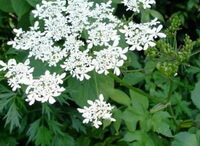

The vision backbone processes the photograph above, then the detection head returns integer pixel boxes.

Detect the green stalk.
[166,80,179,128]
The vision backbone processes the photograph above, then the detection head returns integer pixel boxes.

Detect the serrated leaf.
[27,119,41,142]
[172,132,199,146]
[71,116,86,133]
[48,120,64,136]
[191,81,200,110]
[42,103,52,120]
[35,126,53,146]
[4,102,21,132]
[150,111,172,137]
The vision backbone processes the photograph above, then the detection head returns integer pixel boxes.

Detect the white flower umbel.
[122,0,156,12]
[93,44,128,76]
[61,50,94,81]
[77,94,116,128]
[120,19,166,51]
[25,71,66,105]
[0,59,34,91]
[7,0,166,81]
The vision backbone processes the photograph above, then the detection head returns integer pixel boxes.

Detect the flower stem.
[108,72,163,102]
[166,79,179,128]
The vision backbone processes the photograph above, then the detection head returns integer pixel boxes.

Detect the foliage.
[0,0,200,146]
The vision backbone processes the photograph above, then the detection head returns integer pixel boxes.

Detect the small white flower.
[0,59,34,91]
[122,0,156,13]
[78,94,115,128]
[120,19,166,51]
[25,71,66,105]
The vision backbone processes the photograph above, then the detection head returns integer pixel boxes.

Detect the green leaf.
[191,81,200,110]
[4,101,21,132]
[148,9,165,22]
[51,134,75,146]
[123,131,155,146]
[108,89,131,106]
[172,132,199,146]
[127,52,142,69]
[68,73,114,107]
[123,107,140,132]
[112,0,122,4]
[123,72,145,85]
[42,103,52,120]
[144,61,156,74]
[130,90,149,110]
[0,0,14,12]
[113,109,123,133]
[76,136,91,146]
[27,119,41,143]
[11,0,31,19]
[150,111,172,137]
[35,126,53,146]
[26,0,41,7]
[141,9,150,23]
[48,120,64,136]
[70,116,86,133]
[123,101,148,132]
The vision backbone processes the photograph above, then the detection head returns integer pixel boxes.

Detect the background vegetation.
[0,0,200,145]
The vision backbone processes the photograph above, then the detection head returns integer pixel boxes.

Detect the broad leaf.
[172,132,199,146]
[130,90,149,109]
[123,72,145,85]
[0,0,14,12]
[11,0,31,19]
[108,89,131,106]
[191,81,200,110]
[26,0,41,7]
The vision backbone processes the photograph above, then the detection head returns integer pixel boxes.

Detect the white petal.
[49,97,56,104]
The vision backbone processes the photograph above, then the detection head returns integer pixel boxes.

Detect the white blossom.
[122,0,156,12]
[93,44,128,76]
[0,59,34,91]
[6,0,165,82]
[77,94,116,128]
[120,19,166,51]
[25,71,66,105]
[61,50,94,81]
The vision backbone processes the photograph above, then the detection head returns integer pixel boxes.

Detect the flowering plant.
[0,0,200,145]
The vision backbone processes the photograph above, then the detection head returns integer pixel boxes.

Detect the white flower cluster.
[25,71,66,105]
[122,0,156,12]
[77,94,116,128]
[0,59,33,91]
[1,0,166,109]
[7,0,165,81]
[0,59,66,105]
[120,19,166,51]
